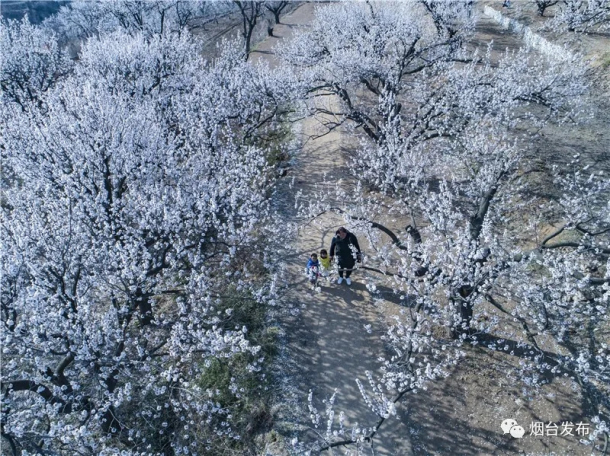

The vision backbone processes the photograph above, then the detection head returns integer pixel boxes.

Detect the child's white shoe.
[337,277,343,284]
[346,278,352,285]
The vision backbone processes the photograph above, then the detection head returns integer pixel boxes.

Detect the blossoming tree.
[281,1,608,452]
[1,20,293,454]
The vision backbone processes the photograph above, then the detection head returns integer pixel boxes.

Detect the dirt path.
[251,3,609,455]
[252,4,410,455]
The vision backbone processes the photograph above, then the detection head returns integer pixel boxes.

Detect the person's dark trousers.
[339,260,354,278]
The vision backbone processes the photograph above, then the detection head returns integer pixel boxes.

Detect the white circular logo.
[501,419,524,439]
[501,419,518,434]
[510,425,525,439]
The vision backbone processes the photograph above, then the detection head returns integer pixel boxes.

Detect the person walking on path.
[330,227,361,285]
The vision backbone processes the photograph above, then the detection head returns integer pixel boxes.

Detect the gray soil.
[252,3,610,455]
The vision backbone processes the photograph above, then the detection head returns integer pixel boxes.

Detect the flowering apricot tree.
[47,0,237,39]
[552,0,610,32]
[283,1,607,452]
[0,21,293,454]
[0,18,72,110]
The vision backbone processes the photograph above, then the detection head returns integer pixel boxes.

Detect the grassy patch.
[598,52,610,69]
[263,119,293,167]
[196,290,279,454]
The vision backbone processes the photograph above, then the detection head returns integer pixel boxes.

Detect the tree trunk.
[234,1,260,61]
[245,28,253,59]
[135,287,152,326]
[452,285,474,339]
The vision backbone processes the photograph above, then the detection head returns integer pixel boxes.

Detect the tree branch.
[328,207,408,250]
[2,380,71,412]
[469,174,504,241]
[54,352,75,393]
[319,387,413,452]
[1,432,18,456]
[541,225,566,245]
[542,241,610,254]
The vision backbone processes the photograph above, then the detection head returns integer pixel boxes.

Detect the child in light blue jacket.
[306,253,320,287]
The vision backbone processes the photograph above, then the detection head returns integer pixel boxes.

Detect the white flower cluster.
[1,6,300,453]
[283,0,607,451]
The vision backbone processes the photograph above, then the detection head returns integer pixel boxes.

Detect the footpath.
[253,3,609,455]
[252,4,409,455]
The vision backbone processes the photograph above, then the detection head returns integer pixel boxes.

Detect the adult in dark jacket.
[330,227,361,285]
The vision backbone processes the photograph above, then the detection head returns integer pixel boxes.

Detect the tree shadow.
[369,284,417,308]
[400,345,587,455]
[251,49,274,55]
[472,333,564,386]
